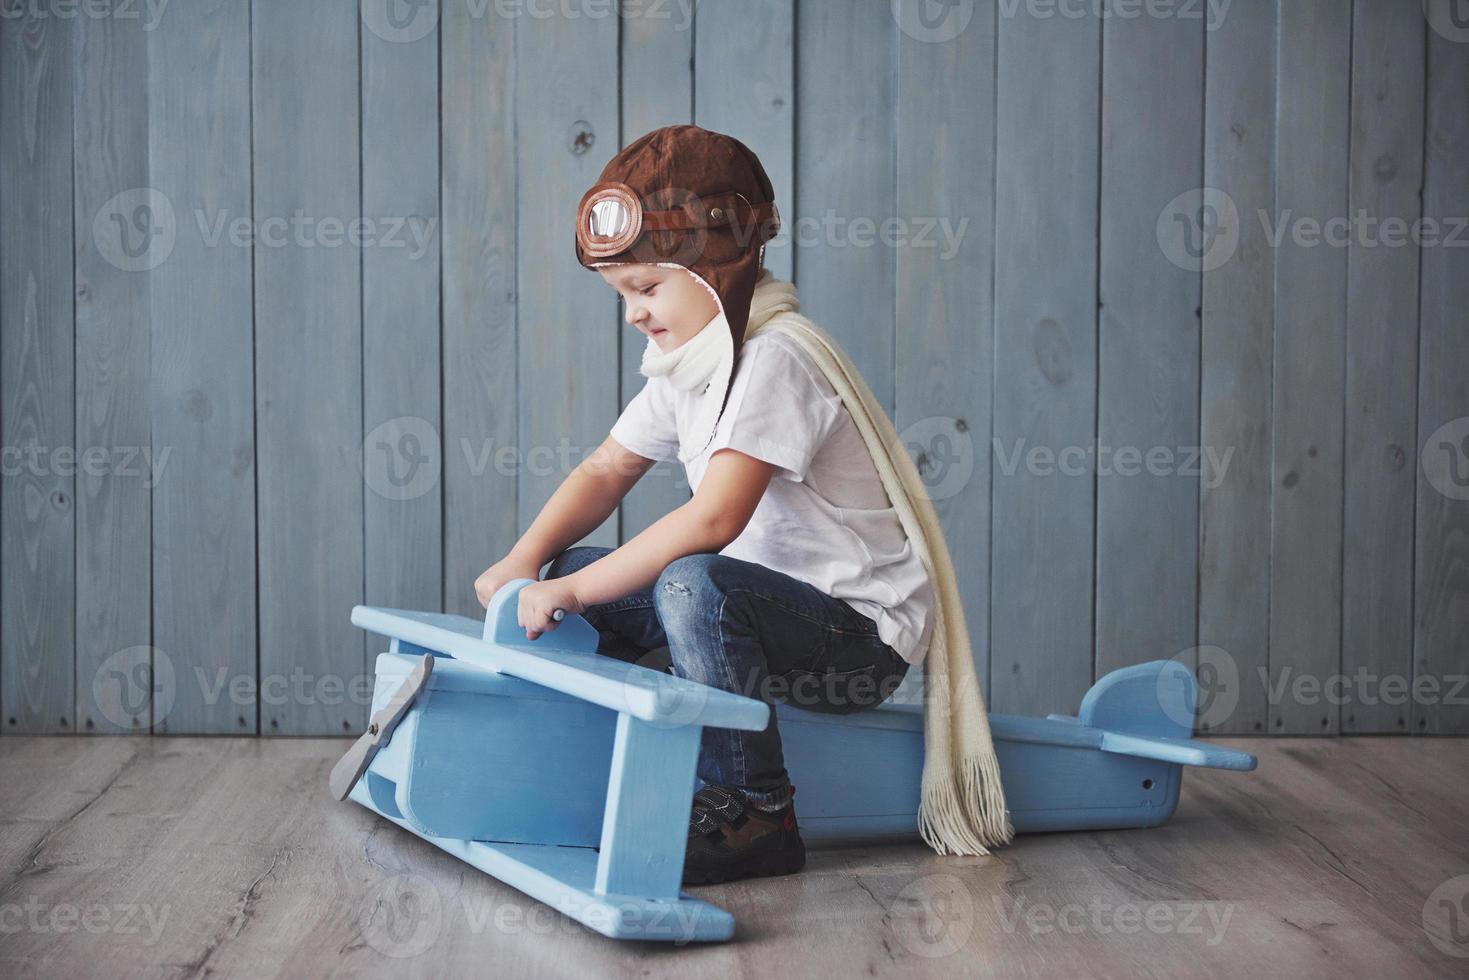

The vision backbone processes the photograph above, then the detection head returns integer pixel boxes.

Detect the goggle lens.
[587,198,629,238]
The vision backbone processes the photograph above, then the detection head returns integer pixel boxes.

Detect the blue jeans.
[543,546,910,811]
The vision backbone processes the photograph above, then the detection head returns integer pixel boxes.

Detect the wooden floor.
[0,736,1465,978]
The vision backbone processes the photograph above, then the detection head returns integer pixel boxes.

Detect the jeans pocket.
[776,661,893,715]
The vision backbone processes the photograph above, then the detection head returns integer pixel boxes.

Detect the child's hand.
[518,578,586,641]
[474,553,543,609]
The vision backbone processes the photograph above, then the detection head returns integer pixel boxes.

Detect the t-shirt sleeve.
[704,337,841,483]
[609,377,681,463]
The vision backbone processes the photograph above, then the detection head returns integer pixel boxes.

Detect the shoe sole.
[682,843,807,885]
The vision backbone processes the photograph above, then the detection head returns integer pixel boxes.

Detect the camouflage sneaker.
[683,784,806,885]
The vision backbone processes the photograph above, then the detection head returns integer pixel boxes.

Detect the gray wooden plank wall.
[0,0,1464,737]
[145,0,256,736]
[991,3,1099,716]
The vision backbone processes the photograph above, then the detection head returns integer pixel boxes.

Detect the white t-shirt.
[609,330,935,667]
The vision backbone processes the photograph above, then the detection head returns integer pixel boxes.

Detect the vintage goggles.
[576,181,780,259]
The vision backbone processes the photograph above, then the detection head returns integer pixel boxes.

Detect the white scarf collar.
[637,267,802,394]
[620,265,803,461]
[638,307,729,393]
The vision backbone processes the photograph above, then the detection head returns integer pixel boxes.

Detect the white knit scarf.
[637,307,729,393]
[743,270,1015,856]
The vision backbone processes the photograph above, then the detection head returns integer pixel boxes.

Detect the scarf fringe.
[918,751,1016,856]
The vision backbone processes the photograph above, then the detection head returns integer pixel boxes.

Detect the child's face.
[599,264,719,353]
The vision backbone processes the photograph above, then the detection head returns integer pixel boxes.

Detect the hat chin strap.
[638,308,731,394]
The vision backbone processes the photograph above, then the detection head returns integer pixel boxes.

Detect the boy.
[474,125,935,884]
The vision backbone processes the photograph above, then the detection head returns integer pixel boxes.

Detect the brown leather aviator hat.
[575,125,781,460]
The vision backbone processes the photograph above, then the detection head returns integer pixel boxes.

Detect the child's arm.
[516,447,775,635]
[473,435,651,607]
[512,434,654,563]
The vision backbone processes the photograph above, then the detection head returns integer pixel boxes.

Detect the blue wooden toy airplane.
[332,578,1257,943]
